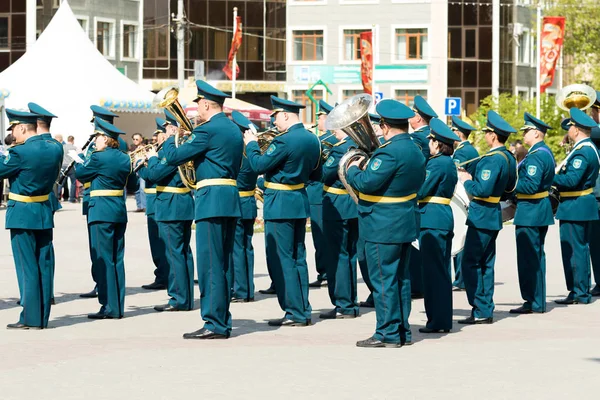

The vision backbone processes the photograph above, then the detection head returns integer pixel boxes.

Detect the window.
[342,89,362,100]
[123,24,137,59]
[292,30,324,61]
[37,0,43,8]
[517,89,529,100]
[0,16,8,50]
[395,28,428,61]
[395,89,427,108]
[144,26,169,59]
[291,89,323,124]
[518,30,530,64]
[96,20,114,58]
[77,18,88,35]
[343,29,369,61]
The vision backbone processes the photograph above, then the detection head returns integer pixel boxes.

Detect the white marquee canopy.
[0,0,156,145]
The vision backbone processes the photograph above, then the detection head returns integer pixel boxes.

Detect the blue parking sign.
[374,91,383,104]
[445,97,462,116]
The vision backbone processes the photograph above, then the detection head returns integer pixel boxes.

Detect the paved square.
[1,200,598,399]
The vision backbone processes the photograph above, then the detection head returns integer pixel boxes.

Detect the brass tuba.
[153,86,197,190]
[325,94,378,203]
[555,84,597,112]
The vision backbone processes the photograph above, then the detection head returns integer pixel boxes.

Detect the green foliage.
[543,0,600,87]
[468,93,569,161]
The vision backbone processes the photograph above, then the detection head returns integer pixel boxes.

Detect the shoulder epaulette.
[333,139,347,147]
[378,141,392,149]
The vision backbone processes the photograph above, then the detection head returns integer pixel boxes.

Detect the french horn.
[153,86,197,190]
[325,94,378,203]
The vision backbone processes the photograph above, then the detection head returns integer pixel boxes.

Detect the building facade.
[0,0,28,74]
[36,0,142,81]
[142,0,287,109]
[285,0,448,124]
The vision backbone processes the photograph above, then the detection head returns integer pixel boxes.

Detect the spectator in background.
[151,133,158,146]
[514,140,527,164]
[0,134,15,207]
[58,135,78,203]
[132,133,146,212]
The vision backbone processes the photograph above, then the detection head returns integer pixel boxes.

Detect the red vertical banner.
[359,31,373,95]
[539,16,566,94]
[223,16,243,80]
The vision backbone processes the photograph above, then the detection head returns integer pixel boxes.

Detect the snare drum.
[412,181,470,256]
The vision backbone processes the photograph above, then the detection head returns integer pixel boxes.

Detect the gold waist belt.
[516,191,548,200]
[561,188,593,198]
[358,192,417,204]
[473,196,501,204]
[90,190,124,197]
[195,178,237,189]
[239,190,256,197]
[8,193,50,203]
[264,181,304,191]
[323,185,348,195]
[156,186,191,194]
[418,196,451,205]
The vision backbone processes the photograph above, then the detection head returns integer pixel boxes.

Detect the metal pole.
[232,7,238,99]
[536,3,542,118]
[492,0,500,98]
[177,0,185,89]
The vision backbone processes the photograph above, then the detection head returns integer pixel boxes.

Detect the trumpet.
[130,143,162,173]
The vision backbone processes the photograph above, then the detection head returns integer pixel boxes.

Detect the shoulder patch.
[185,134,196,144]
[572,158,582,169]
[83,154,92,167]
[325,156,334,167]
[425,170,430,180]
[370,157,382,171]
[453,159,460,166]
[527,165,537,176]
[266,143,277,155]
[3,152,10,164]
[160,157,167,165]
[480,169,491,181]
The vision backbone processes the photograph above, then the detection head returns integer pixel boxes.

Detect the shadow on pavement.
[50,305,157,329]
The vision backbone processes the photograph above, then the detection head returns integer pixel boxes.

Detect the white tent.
[0,0,157,146]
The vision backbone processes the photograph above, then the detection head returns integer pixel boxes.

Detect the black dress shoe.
[182,328,229,340]
[141,281,167,290]
[452,286,465,292]
[154,304,183,312]
[267,317,311,327]
[309,279,327,288]
[194,279,198,284]
[319,309,358,319]
[87,312,119,320]
[231,297,255,303]
[7,322,42,330]
[258,286,276,295]
[80,289,98,298]
[591,285,600,297]
[411,293,424,299]
[419,327,450,333]
[356,337,401,348]
[458,316,493,325]
[359,300,374,308]
[16,300,21,305]
[554,297,579,305]
[509,305,533,314]
[50,297,55,305]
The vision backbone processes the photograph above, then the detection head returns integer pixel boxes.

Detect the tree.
[544,0,600,87]
[468,93,569,161]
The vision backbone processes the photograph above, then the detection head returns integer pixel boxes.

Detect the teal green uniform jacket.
[514,142,555,226]
[346,134,426,243]
[136,166,157,216]
[237,155,259,220]
[321,137,358,220]
[553,138,600,221]
[452,140,479,176]
[246,122,321,220]
[74,148,131,224]
[418,154,457,230]
[411,125,431,160]
[40,133,63,213]
[0,135,60,229]
[307,131,338,205]
[146,140,195,222]
[163,112,243,220]
[464,147,513,231]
